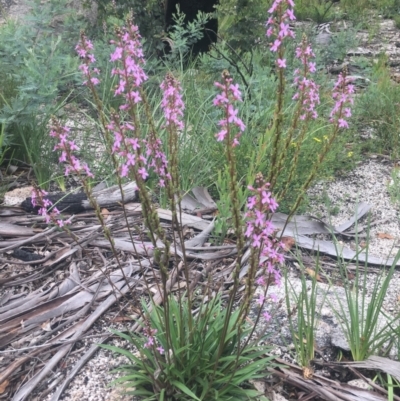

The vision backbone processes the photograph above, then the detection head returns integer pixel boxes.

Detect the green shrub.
[0,0,120,186]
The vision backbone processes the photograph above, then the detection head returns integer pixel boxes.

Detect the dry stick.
[0,319,87,386]
[0,226,58,252]
[0,333,106,354]
[18,277,104,356]
[347,366,400,401]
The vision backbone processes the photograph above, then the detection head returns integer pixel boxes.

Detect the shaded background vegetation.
[1,0,400,215]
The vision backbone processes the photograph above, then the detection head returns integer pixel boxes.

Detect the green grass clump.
[394,14,400,29]
[355,55,400,158]
[295,0,337,23]
[101,295,274,401]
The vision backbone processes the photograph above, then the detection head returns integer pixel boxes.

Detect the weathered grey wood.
[20,182,138,213]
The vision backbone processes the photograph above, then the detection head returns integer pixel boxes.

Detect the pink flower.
[261,190,271,204]
[144,337,154,348]
[269,197,279,212]
[270,293,278,303]
[110,47,123,61]
[229,83,242,100]
[245,223,254,238]
[120,164,129,177]
[138,167,148,180]
[270,39,281,52]
[286,8,296,20]
[252,234,262,248]
[279,22,290,38]
[263,311,272,322]
[266,27,275,37]
[257,294,265,305]
[266,16,275,26]
[216,129,227,141]
[247,196,257,209]
[277,58,286,68]
[232,137,240,147]
[256,276,266,286]
[308,62,316,73]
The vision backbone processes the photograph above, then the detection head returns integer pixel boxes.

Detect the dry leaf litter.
[29,157,399,401]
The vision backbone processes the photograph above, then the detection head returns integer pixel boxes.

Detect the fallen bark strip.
[286,232,400,266]
[11,270,138,401]
[270,358,387,401]
[125,204,212,231]
[347,366,400,401]
[20,182,138,214]
[0,320,86,388]
[272,202,371,237]
[331,356,400,383]
[0,227,58,251]
[0,222,36,237]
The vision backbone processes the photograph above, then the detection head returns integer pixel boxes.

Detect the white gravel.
[308,157,400,259]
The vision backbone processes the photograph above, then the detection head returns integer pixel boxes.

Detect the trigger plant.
[31,0,357,399]
[30,18,284,401]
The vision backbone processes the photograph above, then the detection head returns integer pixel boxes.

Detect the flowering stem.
[283,69,354,231]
